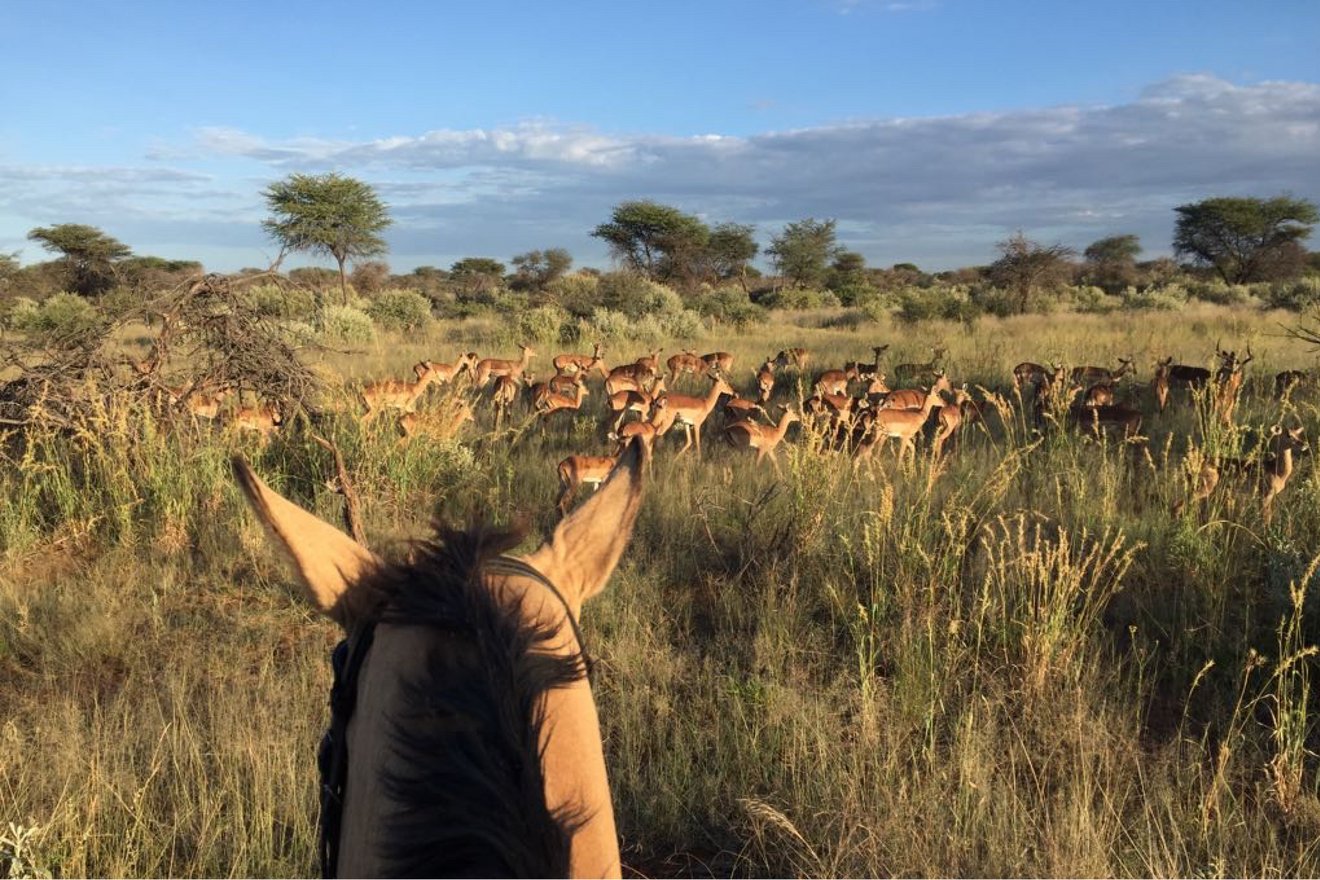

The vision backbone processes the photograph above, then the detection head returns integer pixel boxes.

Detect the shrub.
[9,292,100,337]
[1072,285,1120,315]
[277,320,318,347]
[758,288,840,310]
[517,304,573,344]
[1121,287,1187,311]
[581,308,634,343]
[596,273,685,320]
[1186,280,1253,306]
[894,286,982,324]
[319,305,376,344]
[245,283,316,320]
[547,273,601,317]
[366,288,433,331]
[1263,278,1320,312]
[691,287,766,329]
[3,296,39,330]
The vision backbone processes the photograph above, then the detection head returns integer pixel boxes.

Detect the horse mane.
[361,524,587,877]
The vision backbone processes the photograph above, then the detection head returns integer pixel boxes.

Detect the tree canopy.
[766,218,839,289]
[261,172,392,301]
[510,248,573,292]
[1083,234,1142,294]
[591,200,709,284]
[989,231,1076,314]
[26,223,132,297]
[1173,196,1317,284]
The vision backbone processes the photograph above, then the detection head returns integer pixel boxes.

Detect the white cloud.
[3,74,1318,270]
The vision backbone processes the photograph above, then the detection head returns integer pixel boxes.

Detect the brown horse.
[233,440,647,877]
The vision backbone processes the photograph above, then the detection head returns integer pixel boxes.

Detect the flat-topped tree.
[261,172,392,303]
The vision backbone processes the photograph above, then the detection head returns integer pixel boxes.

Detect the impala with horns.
[725,405,799,474]
[361,361,448,419]
[232,436,647,878]
[473,343,536,387]
[657,375,734,457]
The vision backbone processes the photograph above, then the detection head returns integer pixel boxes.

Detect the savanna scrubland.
[4,267,1320,877]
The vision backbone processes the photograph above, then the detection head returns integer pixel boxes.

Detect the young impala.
[725,405,799,475]
[361,361,447,419]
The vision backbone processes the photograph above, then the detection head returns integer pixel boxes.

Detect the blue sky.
[3,0,1319,274]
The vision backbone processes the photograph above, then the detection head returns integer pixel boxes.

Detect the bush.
[366,288,433,331]
[517,304,573,344]
[245,283,317,320]
[758,287,840,310]
[547,273,601,317]
[8,292,100,337]
[970,287,1019,318]
[1072,285,1120,315]
[691,287,766,330]
[1263,278,1320,312]
[277,320,318,347]
[597,273,685,320]
[581,308,634,343]
[1186,280,1253,306]
[319,305,376,344]
[894,286,982,324]
[1121,287,1187,312]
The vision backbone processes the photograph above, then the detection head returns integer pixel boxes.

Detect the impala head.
[232,438,647,877]
[413,360,437,380]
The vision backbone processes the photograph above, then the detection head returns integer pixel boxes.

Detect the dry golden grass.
[3,303,1320,877]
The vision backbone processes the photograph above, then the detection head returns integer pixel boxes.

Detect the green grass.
[4,304,1320,877]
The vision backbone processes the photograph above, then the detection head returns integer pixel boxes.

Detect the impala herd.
[157,336,1313,522]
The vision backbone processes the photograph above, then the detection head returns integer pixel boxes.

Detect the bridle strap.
[481,554,594,680]
[315,555,586,877]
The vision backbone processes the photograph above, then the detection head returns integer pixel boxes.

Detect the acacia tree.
[261,172,392,302]
[510,248,573,292]
[704,222,759,291]
[1173,196,1317,284]
[766,218,839,289]
[591,201,708,283]
[26,223,132,297]
[989,231,1076,314]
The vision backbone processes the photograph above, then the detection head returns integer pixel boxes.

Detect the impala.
[1213,345,1252,427]
[846,345,890,382]
[361,361,446,419]
[756,359,776,403]
[666,350,709,384]
[1276,369,1310,400]
[1013,361,1064,392]
[605,362,658,397]
[473,344,536,387]
[556,452,621,514]
[553,342,606,375]
[634,349,662,374]
[1186,425,1310,522]
[701,351,735,375]
[657,376,734,456]
[1083,383,1116,407]
[725,405,799,474]
[815,369,851,397]
[723,396,767,425]
[167,383,231,421]
[428,351,480,385]
[231,402,284,439]
[1153,356,1211,411]
[894,345,946,387]
[1071,356,1135,388]
[605,377,666,430]
[398,399,475,441]
[931,386,974,459]
[773,347,810,372]
[1066,402,1142,440]
[489,374,523,428]
[855,375,951,463]
[610,398,670,469]
[536,379,589,420]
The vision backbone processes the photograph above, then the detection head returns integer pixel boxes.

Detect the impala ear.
[522,438,647,613]
[233,457,380,630]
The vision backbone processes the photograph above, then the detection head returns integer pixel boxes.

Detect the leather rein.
[317,555,589,878]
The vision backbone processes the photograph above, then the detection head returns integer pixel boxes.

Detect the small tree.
[989,231,1076,314]
[766,218,839,289]
[510,248,573,292]
[1083,234,1142,294]
[26,223,132,297]
[704,223,759,291]
[1173,196,1318,284]
[261,172,392,302]
[449,257,506,300]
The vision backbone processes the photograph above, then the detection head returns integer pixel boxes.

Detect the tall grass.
[3,304,1320,876]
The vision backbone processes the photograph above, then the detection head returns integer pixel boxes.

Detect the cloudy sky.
[3,0,1318,274]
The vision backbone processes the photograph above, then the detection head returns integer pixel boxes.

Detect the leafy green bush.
[1121,287,1187,311]
[3,296,39,330]
[1185,280,1253,306]
[1263,278,1320,312]
[517,304,573,343]
[895,286,982,324]
[691,287,766,329]
[277,320,318,347]
[366,288,433,331]
[547,273,601,317]
[1072,285,1120,315]
[8,292,100,337]
[758,287,840,310]
[597,273,685,320]
[581,308,633,343]
[319,305,376,344]
[245,283,316,320]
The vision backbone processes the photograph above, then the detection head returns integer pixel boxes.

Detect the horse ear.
[232,456,380,629]
[523,438,647,612]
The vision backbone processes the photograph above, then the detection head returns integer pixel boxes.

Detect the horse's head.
[234,440,647,878]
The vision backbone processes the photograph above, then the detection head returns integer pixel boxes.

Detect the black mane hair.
[360,525,588,878]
